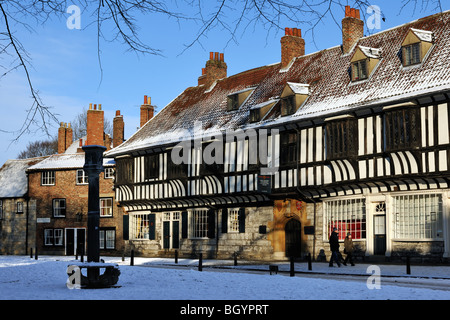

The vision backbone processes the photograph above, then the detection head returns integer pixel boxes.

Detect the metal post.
[308,253,312,271]
[234,252,238,266]
[175,250,178,264]
[30,248,33,259]
[198,253,203,272]
[82,145,106,282]
[35,247,38,260]
[130,250,134,266]
[406,256,411,275]
[290,256,295,277]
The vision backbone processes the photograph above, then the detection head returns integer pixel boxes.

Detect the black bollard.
[290,256,295,277]
[130,250,134,266]
[234,252,238,266]
[35,247,38,260]
[308,253,312,271]
[175,250,178,264]
[198,253,203,272]
[406,256,411,275]
[30,248,33,259]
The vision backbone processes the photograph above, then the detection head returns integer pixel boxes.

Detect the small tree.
[17,138,58,159]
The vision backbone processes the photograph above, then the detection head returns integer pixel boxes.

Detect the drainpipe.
[294,128,317,261]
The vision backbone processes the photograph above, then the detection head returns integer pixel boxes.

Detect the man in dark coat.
[329,227,341,267]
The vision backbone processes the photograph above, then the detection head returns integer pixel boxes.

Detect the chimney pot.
[144,95,147,104]
[116,110,121,116]
[210,52,214,60]
[342,6,364,54]
[220,53,224,62]
[280,27,305,68]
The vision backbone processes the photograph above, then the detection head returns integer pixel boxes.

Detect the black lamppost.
[82,145,106,279]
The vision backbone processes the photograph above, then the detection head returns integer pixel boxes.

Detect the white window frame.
[130,213,151,240]
[100,197,113,217]
[227,208,240,233]
[190,208,209,239]
[104,167,114,179]
[16,201,23,214]
[53,199,66,218]
[76,169,88,185]
[393,193,443,240]
[44,228,63,246]
[324,198,366,240]
[41,171,55,186]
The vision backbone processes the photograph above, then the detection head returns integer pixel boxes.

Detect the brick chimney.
[140,95,154,127]
[198,52,227,87]
[113,110,124,148]
[86,103,104,146]
[280,28,305,69]
[342,6,364,54]
[57,122,73,154]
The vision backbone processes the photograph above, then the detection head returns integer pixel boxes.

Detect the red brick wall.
[342,7,364,54]
[28,169,124,256]
[86,104,104,146]
[280,28,305,69]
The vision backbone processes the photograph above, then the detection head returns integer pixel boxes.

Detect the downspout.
[25,173,30,255]
[294,128,317,261]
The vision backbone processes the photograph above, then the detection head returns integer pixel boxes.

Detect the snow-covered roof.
[286,82,309,95]
[411,28,434,42]
[27,153,115,171]
[357,45,382,59]
[105,11,450,157]
[0,157,47,198]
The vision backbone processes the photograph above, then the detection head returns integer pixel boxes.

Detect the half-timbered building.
[106,7,450,262]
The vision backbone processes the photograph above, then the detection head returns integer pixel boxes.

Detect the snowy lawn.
[0,255,449,300]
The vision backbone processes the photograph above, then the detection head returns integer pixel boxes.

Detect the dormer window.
[402,42,421,66]
[226,87,255,111]
[249,100,277,123]
[401,28,433,67]
[350,46,381,82]
[281,96,297,116]
[280,82,309,117]
[351,59,368,81]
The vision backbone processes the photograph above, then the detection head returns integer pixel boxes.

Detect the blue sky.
[0,1,449,165]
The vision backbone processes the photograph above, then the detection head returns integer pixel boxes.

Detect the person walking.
[343,232,355,266]
[329,227,341,267]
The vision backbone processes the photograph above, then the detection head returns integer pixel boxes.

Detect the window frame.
[44,228,64,246]
[325,118,358,160]
[116,158,134,184]
[384,107,420,151]
[280,131,297,166]
[351,59,368,81]
[104,167,114,179]
[144,154,159,180]
[16,201,24,214]
[393,193,443,240]
[52,198,66,218]
[402,42,421,67]
[324,198,366,241]
[41,171,55,186]
[100,197,113,217]
[280,95,297,116]
[76,169,88,185]
[99,228,116,249]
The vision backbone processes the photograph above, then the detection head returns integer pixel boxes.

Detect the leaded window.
[324,198,366,240]
[402,43,421,66]
[325,118,357,160]
[384,107,420,151]
[393,194,443,239]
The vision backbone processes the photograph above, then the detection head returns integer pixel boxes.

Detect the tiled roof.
[106,11,450,157]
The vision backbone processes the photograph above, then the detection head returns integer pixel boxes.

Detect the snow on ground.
[0,255,449,301]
